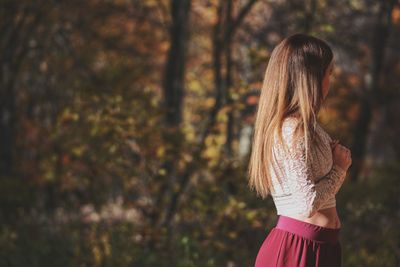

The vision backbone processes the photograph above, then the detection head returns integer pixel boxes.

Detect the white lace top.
[269,117,347,219]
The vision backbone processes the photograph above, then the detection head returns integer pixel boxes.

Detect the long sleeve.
[282,128,347,218]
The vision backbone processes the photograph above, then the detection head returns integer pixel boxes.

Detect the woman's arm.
[282,127,347,218]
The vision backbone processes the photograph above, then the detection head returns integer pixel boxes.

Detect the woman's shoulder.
[281,116,300,135]
[282,117,330,141]
[280,117,304,143]
[273,117,304,154]
[279,117,329,153]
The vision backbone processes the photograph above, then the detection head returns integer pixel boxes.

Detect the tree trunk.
[349,0,396,182]
[152,0,192,228]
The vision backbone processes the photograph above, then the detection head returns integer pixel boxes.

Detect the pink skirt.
[254,215,342,267]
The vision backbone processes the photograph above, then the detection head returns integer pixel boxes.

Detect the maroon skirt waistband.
[275,215,341,244]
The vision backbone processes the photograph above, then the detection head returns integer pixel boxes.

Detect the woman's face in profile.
[322,61,334,100]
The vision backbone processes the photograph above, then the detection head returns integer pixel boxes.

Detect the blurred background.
[1,0,399,266]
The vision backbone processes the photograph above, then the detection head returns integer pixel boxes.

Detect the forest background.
[1,0,400,266]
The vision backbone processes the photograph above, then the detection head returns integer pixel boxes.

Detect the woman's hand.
[330,139,352,172]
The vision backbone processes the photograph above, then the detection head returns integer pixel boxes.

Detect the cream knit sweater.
[269,117,347,219]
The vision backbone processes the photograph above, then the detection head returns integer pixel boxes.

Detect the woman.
[247,33,352,267]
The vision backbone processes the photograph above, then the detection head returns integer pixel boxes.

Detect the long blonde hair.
[247,33,334,199]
